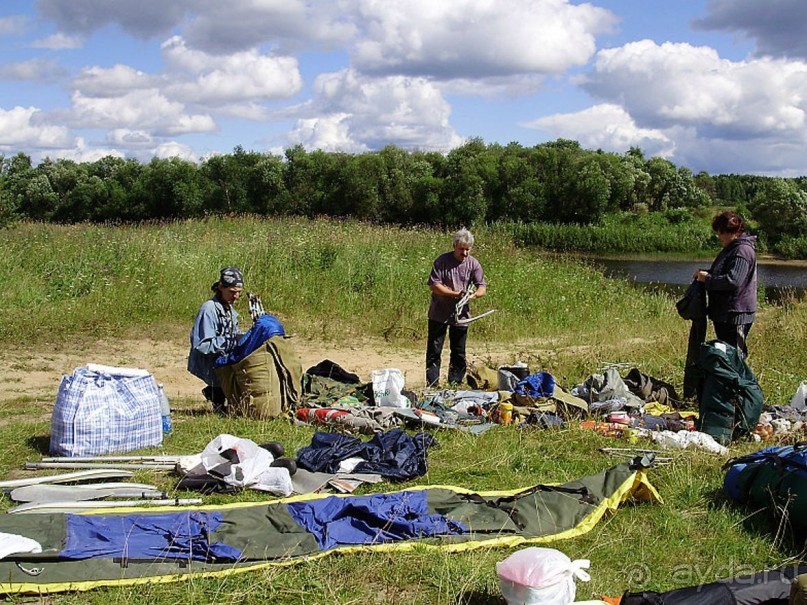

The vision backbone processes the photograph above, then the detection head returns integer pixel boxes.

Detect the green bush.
[512,211,716,254]
[772,235,807,259]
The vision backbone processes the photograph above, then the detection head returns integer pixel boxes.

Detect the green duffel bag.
[695,339,764,445]
[216,336,302,419]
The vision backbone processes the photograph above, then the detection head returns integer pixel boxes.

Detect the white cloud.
[153,141,198,161]
[67,133,198,163]
[164,114,219,135]
[161,37,303,105]
[37,0,355,54]
[160,36,216,73]
[45,137,125,163]
[661,126,807,177]
[214,102,273,121]
[73,65,160,97]
[440,75,546,98]
[0,106,74,150]
[106,128,154,147]
[583,40,807,139]
[350,0,615,79]
[288,113,363,152]
[0,59,65,81]
[288,68,464,151]
[5,0,802,176]
[184,0,355,54]
[69,89,216,135]
[0,15,28,36]
[524,103,675,158]
[31,32,83,49]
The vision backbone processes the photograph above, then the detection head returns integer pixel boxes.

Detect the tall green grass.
[0,217,805,604]
[1,216,804,398]
[510,211,721,255]
[1,216,676,342]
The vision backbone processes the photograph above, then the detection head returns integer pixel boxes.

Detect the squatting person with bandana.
[188,267,244,414]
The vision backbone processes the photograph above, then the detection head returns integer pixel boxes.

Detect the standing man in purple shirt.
[426,228,487,387]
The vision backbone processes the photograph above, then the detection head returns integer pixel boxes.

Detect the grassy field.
[0,217,805,604]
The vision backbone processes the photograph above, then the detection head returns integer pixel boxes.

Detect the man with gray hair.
[425,228,487,387]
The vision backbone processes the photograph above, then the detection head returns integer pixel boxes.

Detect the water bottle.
[492,402,513,425]
[158,383,172,434]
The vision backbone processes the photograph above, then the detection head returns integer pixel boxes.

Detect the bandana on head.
[213,267,244,291]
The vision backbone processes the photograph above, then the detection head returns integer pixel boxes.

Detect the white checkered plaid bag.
[50,366,163,456]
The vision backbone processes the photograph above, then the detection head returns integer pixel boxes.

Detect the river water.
[592,257,806,303]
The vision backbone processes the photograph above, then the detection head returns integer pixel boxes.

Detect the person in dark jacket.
[695,211,757,357]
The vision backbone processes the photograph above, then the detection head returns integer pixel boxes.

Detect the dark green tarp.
[0,459,660,595]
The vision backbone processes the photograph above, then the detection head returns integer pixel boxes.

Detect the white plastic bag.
[371,368,409,407]
[197,434,292,496]
[496,547,591,605]
[650,429,728,456]
[790,381,807,410]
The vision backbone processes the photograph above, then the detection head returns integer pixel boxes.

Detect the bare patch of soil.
[0,336,552,406]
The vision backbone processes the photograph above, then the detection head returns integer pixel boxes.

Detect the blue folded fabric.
[215,314,285,367]
[295,429,437,481]
[286,490,466,550]
[62,511,241,562]
[514,372,556,399]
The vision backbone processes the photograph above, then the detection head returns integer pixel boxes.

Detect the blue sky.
[1,0,806,176]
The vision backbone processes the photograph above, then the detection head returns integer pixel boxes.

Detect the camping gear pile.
[723,443,807,536]
[214,314,302,419]
[1,326,806,600]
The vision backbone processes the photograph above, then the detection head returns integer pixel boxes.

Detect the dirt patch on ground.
[0,336,549,406]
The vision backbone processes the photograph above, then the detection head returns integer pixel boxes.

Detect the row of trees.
[0,139,707,225]
[1,139,805,251]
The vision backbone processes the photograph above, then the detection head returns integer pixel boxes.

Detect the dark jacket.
[705,234,757,323]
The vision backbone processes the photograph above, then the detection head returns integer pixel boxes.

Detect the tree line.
[1,138,805,255]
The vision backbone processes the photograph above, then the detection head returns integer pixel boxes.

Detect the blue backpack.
[723,443,807,536]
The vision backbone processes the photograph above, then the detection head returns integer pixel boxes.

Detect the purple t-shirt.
[427,252,486,324]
